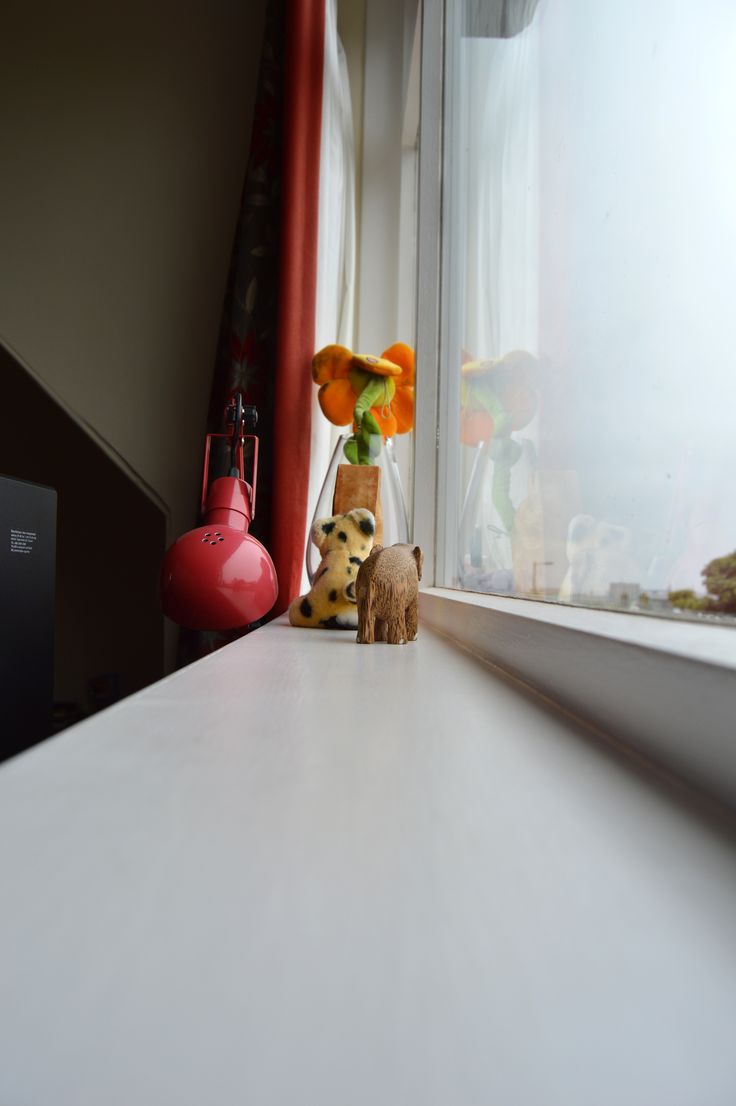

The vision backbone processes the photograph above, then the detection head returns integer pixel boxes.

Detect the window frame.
[412,0,736,812]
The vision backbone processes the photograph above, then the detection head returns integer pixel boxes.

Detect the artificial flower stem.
[476,388,512,438]
[476,391,516,532]
[492,461,515,534]
[353,377,391,426]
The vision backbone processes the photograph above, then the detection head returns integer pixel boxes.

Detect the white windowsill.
[419,587,736,809]
[422,585,736,669]
[0,616,734,1105]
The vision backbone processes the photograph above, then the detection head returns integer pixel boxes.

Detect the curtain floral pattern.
[182,0,326,660]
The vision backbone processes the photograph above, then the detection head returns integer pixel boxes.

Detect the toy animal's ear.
[413,546,424,581]
[311,516,337,547]
[353,509,376,538]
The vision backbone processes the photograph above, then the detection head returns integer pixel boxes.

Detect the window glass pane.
[442,0,736,622]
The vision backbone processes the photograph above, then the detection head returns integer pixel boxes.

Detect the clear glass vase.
[458,436,536,594]
[306,433,409,582]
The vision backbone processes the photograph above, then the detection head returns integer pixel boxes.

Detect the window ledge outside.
[422,586,736,669]
[0,616,735,1104]
[420,587,736,810]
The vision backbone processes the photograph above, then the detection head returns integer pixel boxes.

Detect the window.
[413,0,736,807]
[439,0,736,622]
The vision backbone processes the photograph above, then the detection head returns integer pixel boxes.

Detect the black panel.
[0,474,56,760]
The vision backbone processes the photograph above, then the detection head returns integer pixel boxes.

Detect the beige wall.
[0,0,267,543]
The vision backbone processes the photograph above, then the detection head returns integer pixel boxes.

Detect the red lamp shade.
[161,403,278,631]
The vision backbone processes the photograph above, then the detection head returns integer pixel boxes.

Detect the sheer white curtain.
[454,21,541,584]
[302,0,356,586]
[461,24,539,362]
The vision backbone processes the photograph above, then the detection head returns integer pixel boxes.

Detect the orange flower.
[377,343,414,433]
[460,409,495,446]
[311,344,356,425]
[316,377,357,425]
[311,342,415,438]
[460,350,538,445]
[311,344,353,384]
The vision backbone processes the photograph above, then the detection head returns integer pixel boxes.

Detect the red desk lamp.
[161,398,278,630]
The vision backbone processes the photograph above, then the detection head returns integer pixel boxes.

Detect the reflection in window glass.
[443,0,736,621]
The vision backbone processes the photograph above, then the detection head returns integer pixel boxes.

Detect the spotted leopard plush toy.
[289,508,376,629]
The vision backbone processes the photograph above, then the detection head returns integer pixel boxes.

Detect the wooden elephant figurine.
[356,543,423,645]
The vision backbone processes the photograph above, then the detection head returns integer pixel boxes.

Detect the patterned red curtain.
[207,0,325,622]
[271,0,326,612]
